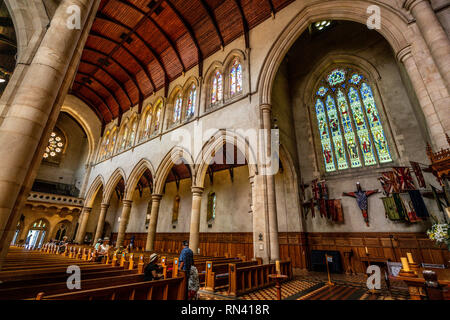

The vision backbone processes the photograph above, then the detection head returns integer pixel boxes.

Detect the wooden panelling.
[114,231,449,273]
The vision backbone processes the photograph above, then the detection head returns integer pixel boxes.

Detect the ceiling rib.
[198,0,225,49]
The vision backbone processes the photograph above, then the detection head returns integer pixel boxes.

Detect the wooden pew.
[205,259,261,292]
[35,276,186,300]
[228,260,293,296]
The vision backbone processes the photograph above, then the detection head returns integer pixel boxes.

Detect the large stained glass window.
[153,102,162,134]
[173,93,182,123]
[186,84,196,119]
[314,68,392,172]
[230,59,242,96]
[211,70,223,105]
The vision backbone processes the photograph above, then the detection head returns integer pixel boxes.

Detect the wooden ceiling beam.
[267,0,275,17]
[83,46,143,97]
[163,0,203,76]
[80,59,133,107]
[74,80,114,119]
[114,0,186,73]
[232,0,249,48]
[70,90,105,125]
[96,13,169,82]
[77,70,124,116]
[198,0,224,49]
[89,32,156,92]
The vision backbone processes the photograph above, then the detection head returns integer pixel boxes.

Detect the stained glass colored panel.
[144,112,152,137]
[360,83,392,163]
[154,106,161,132]
[327,69,346,86]
[336,90,362,168]
[187,85,196,118]
[315,99,336,172]
[348,87,377,166]
[230,61,242,96]
[173,94,182,123]
[325,95,348,170]
[211,71,223,104]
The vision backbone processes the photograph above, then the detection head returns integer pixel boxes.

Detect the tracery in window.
[173,93,182,124]
[207,192,216,222]
[43,127,65,165]
[211,70,223,105]
[186,84,196,119]
[314,68,392,172]
[230,59,242,96]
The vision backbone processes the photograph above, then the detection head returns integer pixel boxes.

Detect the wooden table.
[390,268,450,300]
[268,274,288,300]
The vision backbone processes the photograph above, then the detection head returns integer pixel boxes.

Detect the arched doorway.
[25,219,49,249]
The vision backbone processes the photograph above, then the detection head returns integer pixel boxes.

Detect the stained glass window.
[108,130,117,157]
[153,102,162,134]
[314,68,392,172]
[230,59,242,96]
[186,84,196,119]
[101,132,110,160]
[143,109,152,139]
[128,119,137,148]
[211,70,223,105]
[207,192,216,222]
[173,93,182,123]
[43,127,65,165]
[120,125,129,151]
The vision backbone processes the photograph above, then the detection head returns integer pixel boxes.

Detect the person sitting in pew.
[94,239,102,251]
[58,236,69,253]
[144,253,163,281]
[96,237,111,262]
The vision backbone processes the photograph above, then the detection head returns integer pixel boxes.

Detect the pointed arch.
[84,175,105,208]
[257,0,410,106]
[154,147,195,195]
[103,168,127,205]
[194,130,258,188]
[124,158,156,201]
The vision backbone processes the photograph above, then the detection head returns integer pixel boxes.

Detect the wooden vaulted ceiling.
[71,0,294,125]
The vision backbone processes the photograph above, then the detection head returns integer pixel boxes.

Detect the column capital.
[259,104,272,113]
[82,207,93,213]
[403,0,429,11]
[100,203,110,210]
[151,194,163,201]
[396,45,413,63]
[191,186,204,196]
[122,199,133,207]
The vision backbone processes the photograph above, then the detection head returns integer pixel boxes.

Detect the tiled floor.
[198,270,411,300]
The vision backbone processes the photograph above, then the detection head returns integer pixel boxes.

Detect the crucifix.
[342,182,379,227]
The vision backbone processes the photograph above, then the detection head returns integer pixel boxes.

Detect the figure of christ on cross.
[342,182,379,227]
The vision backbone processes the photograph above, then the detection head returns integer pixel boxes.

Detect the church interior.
[0,0,449,302]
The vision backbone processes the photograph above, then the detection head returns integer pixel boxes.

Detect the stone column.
[398,47,448,149]
[260,104,280,261]
[93,203,109,244]
[189,187,204,254]
[116,200,132,248]
[403,0,450,92]
[0,0,100,269]
[75,207,92,244]
[145,194,163,251]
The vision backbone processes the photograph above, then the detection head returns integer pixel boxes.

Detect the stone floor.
[198,270,411,300]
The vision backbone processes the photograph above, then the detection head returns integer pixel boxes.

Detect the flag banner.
[410,161,426,188]
[381,197,401,221]
[393,167,415,192]
[378,171,398,195]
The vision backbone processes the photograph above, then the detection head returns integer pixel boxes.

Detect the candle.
[275,260,280,274]
[401,257,410,271]
[406,252,414,264]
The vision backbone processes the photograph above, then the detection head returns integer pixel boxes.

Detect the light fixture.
[0,78,5,83]
[314,20,332,31]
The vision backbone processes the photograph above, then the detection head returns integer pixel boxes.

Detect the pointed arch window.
[186,84,197,119]
[230,59,242,96]
[211,70,223,105]
[143,108,152,140]
[314,68,392,172]
[173,93,182,124]
[101,132,110,160]
[108,130,117,157]
[119,124,129,152]
[128,118,137,148]
[152,102,162,134]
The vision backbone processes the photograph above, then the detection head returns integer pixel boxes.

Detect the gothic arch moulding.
[84,175,105,208]
[194,130,258,188]
[257,0,410,106]
[103,168,126,205]
[124,158,156,201]
[153,147,195,195]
